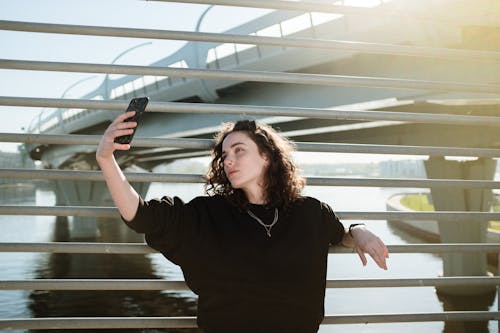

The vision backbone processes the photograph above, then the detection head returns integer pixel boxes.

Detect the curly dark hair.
[205,120,305,210]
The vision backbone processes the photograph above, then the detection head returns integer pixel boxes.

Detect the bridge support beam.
[424,157,496,295]
[54,179,150,240]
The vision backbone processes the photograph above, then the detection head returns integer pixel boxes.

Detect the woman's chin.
[229,181,241,189]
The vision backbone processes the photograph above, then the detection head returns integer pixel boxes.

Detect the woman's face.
[222,131,269,193]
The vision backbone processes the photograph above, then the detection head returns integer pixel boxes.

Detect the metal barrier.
[1,0,500,330]
[2,59,500,93]
[5,312,499,330]
[3,167,500,188]
[2,132,500,157]
[2,205,500,221]
[2,20,499,60]
[2,96,500,125]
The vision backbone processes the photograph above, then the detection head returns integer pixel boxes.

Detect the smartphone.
[114,97,149,144]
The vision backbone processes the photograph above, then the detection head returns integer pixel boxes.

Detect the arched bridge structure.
[1,0,500,331]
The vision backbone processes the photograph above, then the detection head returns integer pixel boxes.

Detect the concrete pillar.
[54,179,103,239]
[424,157,496,295]
[54,179,150,240]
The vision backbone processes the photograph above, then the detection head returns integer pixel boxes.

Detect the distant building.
[0,146,35,185]
[378,160,426,178]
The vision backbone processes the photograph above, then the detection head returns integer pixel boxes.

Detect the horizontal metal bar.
[3,97,500,126]
[1,205,500,220]
[2,59,500,94]
[1,242,499,254]
[0,132,215,149]
[0,279,188,291]
[326,277,500,288]
[0,169,206,183]
[377,244,500,254]
[0,206,117,218]
[1,21,499,62]
[3,133,500,158]
[1,311,498,329]
[0,317,197,330]
[7,168,187,182]
[2,277,499,291]
[0,242,155,254]
[323,311,500,324]
[307,177,500,188]
[296,141,500,157]
[2,168,500,189]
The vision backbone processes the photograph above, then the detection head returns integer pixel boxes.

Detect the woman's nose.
[224,155,234,167]
[224,158,233,166]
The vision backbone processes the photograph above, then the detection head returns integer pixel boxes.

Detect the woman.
[96,112,389,333]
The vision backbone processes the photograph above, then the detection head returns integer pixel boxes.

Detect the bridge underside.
[35,97,500,171]
[30,36,500,169]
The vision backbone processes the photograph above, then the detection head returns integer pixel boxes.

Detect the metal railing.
[1,0,500,330]
[3,132,500,157]
[2,204,500,221]
[1,20,500,61]
[5,312,498,330]
[1,242,500,254]
[4,167,500,188]
[2,59,500,94]
[1,239,500,329]
[3,96,500,125]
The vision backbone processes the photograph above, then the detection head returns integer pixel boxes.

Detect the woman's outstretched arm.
[96,111,140,221]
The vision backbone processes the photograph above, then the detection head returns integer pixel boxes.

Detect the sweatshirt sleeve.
[122,195,200,265]
[320,201,345,246]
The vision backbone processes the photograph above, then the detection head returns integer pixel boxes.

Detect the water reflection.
[387,220,496,333]
[28,215,201,333]
[438,291,495,333]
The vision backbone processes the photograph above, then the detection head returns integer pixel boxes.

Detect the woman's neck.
[244,186,266,205]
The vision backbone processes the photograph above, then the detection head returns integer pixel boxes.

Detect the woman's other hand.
[351,226,389,270]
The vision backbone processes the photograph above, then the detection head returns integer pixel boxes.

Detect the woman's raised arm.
[96,111,140,221]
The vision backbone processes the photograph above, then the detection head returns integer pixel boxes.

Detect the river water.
[0,182,498,333]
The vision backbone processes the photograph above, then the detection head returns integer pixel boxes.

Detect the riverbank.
[386,193,500,270]
[387,193,500,242]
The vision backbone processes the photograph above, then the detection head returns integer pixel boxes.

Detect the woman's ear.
[262,153,270,166]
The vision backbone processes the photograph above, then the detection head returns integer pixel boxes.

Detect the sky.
[0,0,422,163]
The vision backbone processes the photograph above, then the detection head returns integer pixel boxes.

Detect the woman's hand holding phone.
[96,97,149,161]
[96,111,138,160]
[114,97,149,145]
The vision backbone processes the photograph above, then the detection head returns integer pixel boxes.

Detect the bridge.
[1,0,500,331]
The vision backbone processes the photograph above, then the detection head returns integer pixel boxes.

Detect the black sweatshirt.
[124,194,345,333]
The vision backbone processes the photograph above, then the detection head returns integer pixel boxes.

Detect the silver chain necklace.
[247,208,279,237]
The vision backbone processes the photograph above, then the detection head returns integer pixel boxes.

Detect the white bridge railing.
[1,0,500,330]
